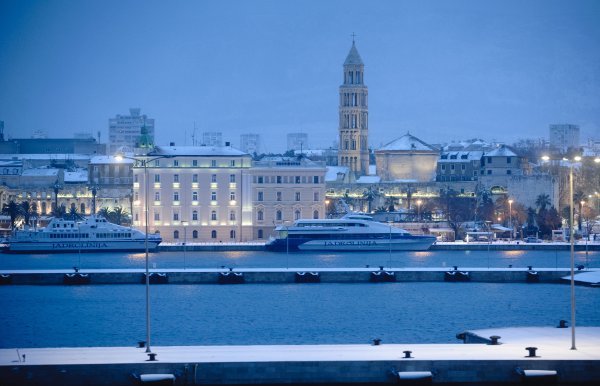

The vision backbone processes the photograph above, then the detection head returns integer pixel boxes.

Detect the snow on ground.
[1,328,598,366]
[562,270,600,285]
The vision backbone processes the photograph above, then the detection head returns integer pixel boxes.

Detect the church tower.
[338,39,369,176]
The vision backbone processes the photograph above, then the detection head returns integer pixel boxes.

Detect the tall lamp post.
[508,199,513,241]
[541,154,600,350]
[116,151,172,354]
[416,199,422,221]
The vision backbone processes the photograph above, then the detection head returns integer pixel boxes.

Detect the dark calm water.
[1,250,599,349]
[1,249,599,270]
[1,283,599,348]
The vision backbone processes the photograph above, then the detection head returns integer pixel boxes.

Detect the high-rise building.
[202,131,223,147]
[549,124,580,153]
[338,39,369,176]
[287,133,308,151]
[240,133,261,154]
[108,108,155,154]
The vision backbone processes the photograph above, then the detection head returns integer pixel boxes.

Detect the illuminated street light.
[508,199,513,241]
[541,154,596,350]
[116,151,172,354]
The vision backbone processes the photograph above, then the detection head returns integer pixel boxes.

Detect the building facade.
[202,132,223,147]
[375,133,439,182]
[108,108,155,155]
[249,156,327,240]
[240,133,261,155]
[549,124,580,153]
[286,133,308,152]
[132,145,253,242]
[338,40,369,177]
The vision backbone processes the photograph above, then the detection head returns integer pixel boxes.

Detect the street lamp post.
[416,199,422,221]
[182,221,188,270]
[541,154,597,350]
[116,152,171,354]
[508,199,513,241]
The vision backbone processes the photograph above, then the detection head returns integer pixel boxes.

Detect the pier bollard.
[147,353,157,361]
[403,350,413,358]
[577,265,584,271]
[0,274,12,285]
[489,335,501,345]
[372,338,381,346]
[526,271,539,283]
[528,266,533,270]
[137,341,146,348]
[453,266,458,271]
[525,347,539,357]
[557,320,568,328]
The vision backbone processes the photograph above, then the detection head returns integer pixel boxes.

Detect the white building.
[202,132,223,147]
[287,133,308,152]
[240,133,261,155]
[108,108,155,155]
[549,124,580,153]
[132,144,253,242]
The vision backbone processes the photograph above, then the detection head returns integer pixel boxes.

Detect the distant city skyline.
[1,0,599,152]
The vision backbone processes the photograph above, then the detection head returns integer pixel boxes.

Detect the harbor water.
[1,250,599,349]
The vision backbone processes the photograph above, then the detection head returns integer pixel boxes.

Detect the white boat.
[6,216,161,253]
[265,214,436,252]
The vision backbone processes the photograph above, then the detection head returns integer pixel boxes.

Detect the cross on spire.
[351,32,357,43]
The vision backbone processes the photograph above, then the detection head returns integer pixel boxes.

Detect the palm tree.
[97,207,111,221]
[1,200,22,231]
[362,187,379,213]
[20,201,33,228]
[111,206,128,225]
[68,204,82,221]
[535,194,551,211]
[53,204,67,218]
[30,202,39,229]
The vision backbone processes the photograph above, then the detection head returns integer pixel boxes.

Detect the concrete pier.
[0,267,592,285]
[1,327,598,385]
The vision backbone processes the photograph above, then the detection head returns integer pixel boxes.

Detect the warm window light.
[541,155,550,161]
[574,156,582,162]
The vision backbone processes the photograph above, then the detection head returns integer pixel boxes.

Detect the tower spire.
[338,40,368,178]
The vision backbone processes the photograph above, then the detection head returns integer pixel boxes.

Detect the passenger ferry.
[6,216,162,253]
[266,214,436,252]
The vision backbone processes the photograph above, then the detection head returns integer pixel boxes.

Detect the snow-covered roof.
[439,151,484,162]
[378,133,438,152]
[356,175,381,184]
[90,155,133,165]
[485,145,517,157]
[325,166,349,181]
[64,169,89,183]
[152,145,248,157]
[344,41,363,66]
[21,168,60,177]
[0,154,92,160]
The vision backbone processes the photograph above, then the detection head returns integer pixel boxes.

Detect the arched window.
[41,202,47,214]
[211,211,217,221]
[230,230,236,239]
[258,229,263,239]
[230,211,236,221]
[192,210,198,221]
[80,203,85,214]
[313,210,319,219]
[192,230,198,239]
[174,230,179,239]
[257,210,264,221]
[295,210,301,220]
[276,210,282,221]
[211,230,217,239]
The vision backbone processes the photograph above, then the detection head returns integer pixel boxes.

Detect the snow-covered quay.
[1,327,599,385]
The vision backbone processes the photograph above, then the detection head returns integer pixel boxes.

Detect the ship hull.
[6,240,161,253]
[266,236,436,252]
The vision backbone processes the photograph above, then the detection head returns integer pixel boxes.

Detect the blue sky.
[1,0,599,152]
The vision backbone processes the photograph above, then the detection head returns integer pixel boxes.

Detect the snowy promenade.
[1,327,599,384]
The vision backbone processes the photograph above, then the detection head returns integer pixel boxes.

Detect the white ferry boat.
[6,216,162,253]
[266,214,436,252]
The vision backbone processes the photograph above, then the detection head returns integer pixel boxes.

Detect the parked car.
[525,237,542,243]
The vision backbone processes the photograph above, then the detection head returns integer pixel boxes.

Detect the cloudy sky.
[1,0,599,152]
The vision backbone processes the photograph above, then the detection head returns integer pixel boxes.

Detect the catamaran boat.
[6,215,162,253]
[266,213,436,252]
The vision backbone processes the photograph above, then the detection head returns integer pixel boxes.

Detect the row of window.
[148,191,237,202]
[173,229,242,240]
[47,232,133,239]
[256,191,320,202]
[255,175,321,184]
[136,159,239,168]
[138,173,237,184]
[256,209,319,221]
